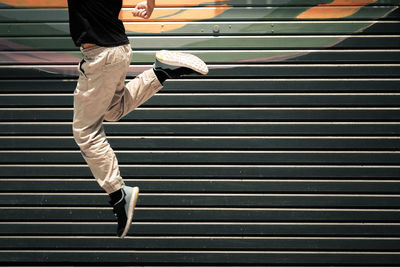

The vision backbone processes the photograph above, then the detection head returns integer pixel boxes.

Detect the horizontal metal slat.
[1,236,400,251]
[1,122,400,136]
[0,250,400,265]
[1,50,400,65]
[2,179,400,193]
[1,64,400,78]
[2,21,399,37]
[2,221,400,237]
[2,108,400,122]
[1,150,399,165]
[2,193,400,208]
[2,36,399,51]
[1,79,398,93]
[0,136,399,150]
[2,94,400,108]
[0,6,397,23]
[1,207,400,222]
[1,164,399,178]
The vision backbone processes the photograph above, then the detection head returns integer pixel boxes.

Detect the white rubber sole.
[156,50,209,75]
[120,186,139,238]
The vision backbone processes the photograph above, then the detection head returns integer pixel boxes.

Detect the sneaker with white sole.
[110,185,139,238]
[154,50,208,79]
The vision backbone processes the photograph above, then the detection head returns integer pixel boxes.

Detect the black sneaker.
[110,185,139,238]
[154,50,208,79]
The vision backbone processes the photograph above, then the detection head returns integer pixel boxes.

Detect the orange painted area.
[124,0,228,7]
[124,23,186,33]
[297,0,378,19]
[0,0,67,7]
[0,0,231,33]
[120,6,230,22]
[122,5,231,32]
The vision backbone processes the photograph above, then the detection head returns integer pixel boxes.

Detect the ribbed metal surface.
[0,0,399,266]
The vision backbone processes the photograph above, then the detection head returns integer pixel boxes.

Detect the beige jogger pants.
[73,44,163,194]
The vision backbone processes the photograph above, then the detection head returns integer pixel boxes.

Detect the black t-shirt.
[67,0,129,47]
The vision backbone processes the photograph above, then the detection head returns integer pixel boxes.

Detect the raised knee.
[104,111,122,122]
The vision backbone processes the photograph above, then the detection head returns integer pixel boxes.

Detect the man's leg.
[73,45,141,238]
[104,68,162,122]
[73,45,131,194]
[79,47,209,238]
[105,50,208,122]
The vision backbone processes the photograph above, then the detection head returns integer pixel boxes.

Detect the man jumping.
[67,0,208,238]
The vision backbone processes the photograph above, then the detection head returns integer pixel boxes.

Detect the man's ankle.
[153,67,168,85]
[109,188,123,205]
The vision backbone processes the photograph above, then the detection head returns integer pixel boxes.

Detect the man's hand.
[132,0,155,19]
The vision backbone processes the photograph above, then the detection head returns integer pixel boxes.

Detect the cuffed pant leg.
[105,69,163,122]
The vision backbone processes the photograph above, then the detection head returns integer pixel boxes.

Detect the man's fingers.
[132,1,154,19]
[143,11,151,19]
[132,8,147,18]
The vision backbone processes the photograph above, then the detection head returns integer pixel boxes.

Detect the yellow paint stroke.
[298,0,378,19]
[120,6,230,22]
[121,5,232,33]
[124,0,228,7]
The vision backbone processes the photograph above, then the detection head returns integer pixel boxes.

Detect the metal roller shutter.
[0,0,399,265]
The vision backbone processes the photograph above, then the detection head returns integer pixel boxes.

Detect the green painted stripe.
[2,21,399,37]
[2,36,399,51]
[0,6,396,23]
[2,50,400,64]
